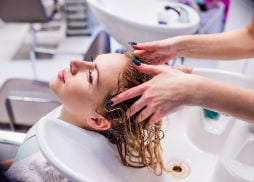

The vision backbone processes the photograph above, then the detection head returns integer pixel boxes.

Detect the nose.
[70,60,94,75]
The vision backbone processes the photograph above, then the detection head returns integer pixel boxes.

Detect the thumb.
[132,61,165,76]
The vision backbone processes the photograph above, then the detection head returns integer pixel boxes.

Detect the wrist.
[171,36,188,58]
[185,75,208,106]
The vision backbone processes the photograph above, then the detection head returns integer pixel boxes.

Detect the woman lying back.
[5,52,168,181]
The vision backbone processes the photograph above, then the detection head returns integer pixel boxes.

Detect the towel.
[5,152,69,182]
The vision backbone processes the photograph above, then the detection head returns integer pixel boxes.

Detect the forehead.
[94,53,129,89]
[95,53,129,65]
[95,53,129,75]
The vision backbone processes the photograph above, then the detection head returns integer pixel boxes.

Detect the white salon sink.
[37,68,254,182]
[87,0,200,48]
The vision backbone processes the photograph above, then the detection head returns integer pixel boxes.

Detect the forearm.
[190,76,254,122]
[173,16,254,60]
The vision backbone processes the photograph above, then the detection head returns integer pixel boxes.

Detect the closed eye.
[88,70,93,84]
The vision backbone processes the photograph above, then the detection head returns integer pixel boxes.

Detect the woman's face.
[50,53,129,126]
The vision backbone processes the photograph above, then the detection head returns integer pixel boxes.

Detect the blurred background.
[0,1,254,181]
[0,0,253,135]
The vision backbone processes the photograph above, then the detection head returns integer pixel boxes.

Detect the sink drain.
[166,161,190,179]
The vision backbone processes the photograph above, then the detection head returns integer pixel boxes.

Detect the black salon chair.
[0,0,58,23]
[0,78,61,131]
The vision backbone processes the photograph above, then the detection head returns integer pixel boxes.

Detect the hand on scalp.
[130,39,178,65]
[111,61,193,125]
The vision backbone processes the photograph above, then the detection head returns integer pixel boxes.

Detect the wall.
[217,0,254,77]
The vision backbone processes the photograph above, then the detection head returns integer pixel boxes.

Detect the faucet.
[164,5,190,23]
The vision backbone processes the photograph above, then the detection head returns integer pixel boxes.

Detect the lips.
[58,69,65,83]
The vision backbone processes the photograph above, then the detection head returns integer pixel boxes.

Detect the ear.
[86,115,111,131]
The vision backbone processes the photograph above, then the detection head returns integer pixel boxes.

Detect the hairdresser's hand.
[111,63,195,125]
[130,38,178,65]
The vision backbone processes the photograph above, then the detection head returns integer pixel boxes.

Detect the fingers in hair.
[111,84,146,105]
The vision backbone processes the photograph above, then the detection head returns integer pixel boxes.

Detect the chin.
[49,76,59,95]
[49,76,55,88]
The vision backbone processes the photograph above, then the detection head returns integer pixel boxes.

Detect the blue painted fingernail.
[128,41,137,45]
[106,99,113,107]
[203,109,220,120]
[132,58,141,66]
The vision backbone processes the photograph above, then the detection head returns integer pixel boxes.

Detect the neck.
[59,106,86,128]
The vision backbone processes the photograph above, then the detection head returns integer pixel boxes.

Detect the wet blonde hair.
[97,52,165,175]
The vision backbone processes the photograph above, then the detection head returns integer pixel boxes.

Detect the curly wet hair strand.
[98,52,166,176]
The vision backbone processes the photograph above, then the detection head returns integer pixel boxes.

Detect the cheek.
[62,88,89,112]
[66,81,102,107]
[65,82,90,100]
